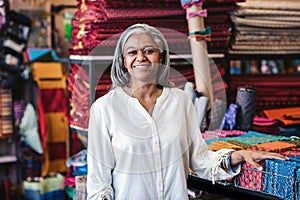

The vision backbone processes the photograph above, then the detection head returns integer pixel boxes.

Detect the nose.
[136,50,146,62]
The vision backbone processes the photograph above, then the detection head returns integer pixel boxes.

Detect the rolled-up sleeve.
[87,102,115,200]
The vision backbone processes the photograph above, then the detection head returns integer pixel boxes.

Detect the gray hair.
[111,23,173,87]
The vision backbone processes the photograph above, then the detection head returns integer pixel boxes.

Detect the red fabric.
[37,90,47,159]
[48,142,66,160]
[238,161,265,191]
[40,89,68,113]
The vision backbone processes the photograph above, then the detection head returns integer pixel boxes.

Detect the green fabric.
[64,185,75,198]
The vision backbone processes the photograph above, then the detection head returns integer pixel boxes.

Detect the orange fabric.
[263,107,300,126]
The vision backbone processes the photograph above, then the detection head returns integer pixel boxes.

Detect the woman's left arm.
[231,150,289,171]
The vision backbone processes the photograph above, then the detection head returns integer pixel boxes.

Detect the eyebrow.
[125,45,157,51]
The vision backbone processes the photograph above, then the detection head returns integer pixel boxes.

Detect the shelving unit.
[226,53,300,113]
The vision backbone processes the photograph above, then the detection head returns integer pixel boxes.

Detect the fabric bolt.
[195,96,209,130]
[220,103,239,130]
[208,98,227,131]
[235,87,257,131]
[87,86,241,200]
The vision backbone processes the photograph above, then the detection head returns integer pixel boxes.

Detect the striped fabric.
[0,88,13,138]
[31,62,69,176]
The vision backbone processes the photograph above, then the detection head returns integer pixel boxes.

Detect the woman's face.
[123,33,162,86]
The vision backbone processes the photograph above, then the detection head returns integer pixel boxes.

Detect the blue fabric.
[180,0,201,6]
[263,159,297,200]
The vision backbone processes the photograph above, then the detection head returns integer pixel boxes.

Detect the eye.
[143,48,156,55]
[127,50,137,56]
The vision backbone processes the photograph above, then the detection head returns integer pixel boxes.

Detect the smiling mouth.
[133,65,150,69]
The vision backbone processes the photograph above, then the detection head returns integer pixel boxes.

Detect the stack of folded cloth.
[229,0,300,54]
[0,88,13,138]
[251,116,280,135]
[203,0,244,53]
[70,0,189,56]
[70,0,244,56]
[68,64,90,129]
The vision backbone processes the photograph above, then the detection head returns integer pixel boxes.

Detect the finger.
[263,153,289,161]
[245,159,263,171]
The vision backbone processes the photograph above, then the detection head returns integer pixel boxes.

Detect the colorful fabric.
[263,159,297,199]
[23,174,65,200]
[32,62,69,176]
[248,141,297,153]
[238,161,265,191]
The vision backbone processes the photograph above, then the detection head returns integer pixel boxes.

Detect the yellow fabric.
[45,112,68,143]
[42,112,69,176]
[31,62,67,89]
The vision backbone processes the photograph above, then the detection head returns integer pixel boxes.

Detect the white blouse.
[87,86,240,200]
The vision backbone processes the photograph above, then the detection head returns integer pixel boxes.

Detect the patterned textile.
[247,141,297,153]
[21,142,43,179]
[209,140,243,151]
[208,98,227,131]
[0,88,13,138]
[68,63,90,129]
[227,134,289,146]
[237,161,265,191]
[70,0,241,55]
[23,174,65,200]
[229,1,300,54]
[31,62,69,176]
[263,159,297,200]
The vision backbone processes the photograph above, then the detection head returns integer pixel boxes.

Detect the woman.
[87,24,287,200]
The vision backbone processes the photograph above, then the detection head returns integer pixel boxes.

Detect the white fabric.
[19,103,43,154]
[87,87,240,200]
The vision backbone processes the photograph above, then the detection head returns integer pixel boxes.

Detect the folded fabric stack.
[70,0,244,56]
[68,63,90,129]
[203,0,244,53]
[205,131,300,199]
[229,0,300,54]
[70,0,189,56]
[0,88,13,138]
[236,159,299,199]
